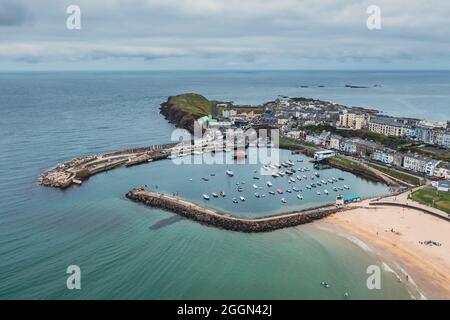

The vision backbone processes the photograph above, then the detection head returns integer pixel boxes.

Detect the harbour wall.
[126,188,347,233]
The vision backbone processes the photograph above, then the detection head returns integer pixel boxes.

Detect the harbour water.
[2,70,446,299]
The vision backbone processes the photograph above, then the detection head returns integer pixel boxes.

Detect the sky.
[1,0,450,71]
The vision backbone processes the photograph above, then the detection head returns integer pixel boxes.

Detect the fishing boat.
[203,194,210,200]
[281,198,287,204]
[297,194,303,200]
[254,192,260,198]
[269,191,275,195]
[324,189,329,195]
[344,185,350,190]
[316,190,321,195]
[240,196,246,202]
[253,184,258,189]
[267,181,273,187]
[212,192,219,198]
[226,169,234,177]
[277,188,283,194]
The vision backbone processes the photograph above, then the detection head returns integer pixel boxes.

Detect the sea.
[1,70,449,299]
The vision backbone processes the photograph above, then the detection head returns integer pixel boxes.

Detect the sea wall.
[126,188,345,233]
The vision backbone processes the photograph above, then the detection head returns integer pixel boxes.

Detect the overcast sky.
[1,0,450,71]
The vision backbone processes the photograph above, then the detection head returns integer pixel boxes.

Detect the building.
[222,109,237,118]
[338,112,365,130]
[434,161,450,179]
[329,135,343,151]
[403,154,431,174]
[425,159,440,177]
[371,149,393,165]
[434,180,450,192]
[314,150,336,162]
[368,116,412,137]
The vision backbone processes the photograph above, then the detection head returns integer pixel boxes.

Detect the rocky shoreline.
[126,188,348,233]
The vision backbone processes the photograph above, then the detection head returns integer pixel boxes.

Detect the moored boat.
[203,194,210,200]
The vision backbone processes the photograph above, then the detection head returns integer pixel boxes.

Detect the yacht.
[203,194,210,200]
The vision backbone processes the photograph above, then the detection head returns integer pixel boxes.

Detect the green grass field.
[329,156,366,171]
[168,93,214,118]
[411,189,450,214]
[368,163,422,186]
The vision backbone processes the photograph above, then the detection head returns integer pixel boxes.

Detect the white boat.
[240,196,246,202]
[315,171,320,177]
[278,171,285,176]
[293,187,300,192]
[286,189,292,193]
[344,185,350,190]
[253,184,258,189]
[321,180,327,184]
[296,175,302,181]
[226,169,234,177]
[267,181,273,187]
[254,192,260,198]
[212,192,219,198]
[297,194,303,200]
[281,198,287,204]
[220,191,226,197]
[269,164,276,169]
[274,163,281,168]
[232,198,238,203]
[303,175,307,179]
[203,194,210,200]
[306,185,311,189]
[272,172,280,178]
[316,190,321,195]
[289,177,296,183]
[324,189,329,195]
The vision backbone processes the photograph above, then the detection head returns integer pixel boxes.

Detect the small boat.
[344,185,350,190]
[254,192,260,198]
[321,180,327,184]
[338,187,344,191]
[212,192,219,198]
[292,187,300,192]
[277,188,283,194]
[240,196,246,202]
[241,181,246,184]
[202,177,209,181]
[286,160,294,166]
[333,187,338,192]
[220,191,226,197]
[289,177,296,183]
[267,181,273,187]
[232,198,239,204]
[281,198,287,204]
[272,173,280,178]
[274,163,281,168]
[269,191,276,195]
[324,189,329,195]
[297,194,303,200]
[189,178,193,181]
[311,183,316,188]
[338,177,345,181]
[269,164,276,169]
[237,187,243,192]
[278,171,285,176]
[236,182,240,186]
[253,176,260,180]
[297,159,304,162]
[286,189,292,193]
[303,175,307,179]
[320,282,330,288]
[316,190,321,195]
[210,173,215,177]
[261,194,266,198]
[253,184,258,189]
[317,183,322,186]
[306,185,311,189]
[226,170,234,177]
[203,194,210,200]
[328,179,333,183]
[296,175,302,181]
[315,172,320,177]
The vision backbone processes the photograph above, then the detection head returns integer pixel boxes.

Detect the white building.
[314,150,336,162]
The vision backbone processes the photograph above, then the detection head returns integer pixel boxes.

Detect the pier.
[126,188,348,233]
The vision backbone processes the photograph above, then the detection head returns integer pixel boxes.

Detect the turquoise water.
[2,70,444,299]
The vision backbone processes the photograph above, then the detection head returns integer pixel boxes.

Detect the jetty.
[39,143,177,188]
[126,188,348,233]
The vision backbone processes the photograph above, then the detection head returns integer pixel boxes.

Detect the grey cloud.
[0,1,31,26]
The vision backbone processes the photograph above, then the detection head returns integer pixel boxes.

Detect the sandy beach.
[321,198,450,300]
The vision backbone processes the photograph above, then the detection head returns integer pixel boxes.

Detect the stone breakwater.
[126,188,348,233]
